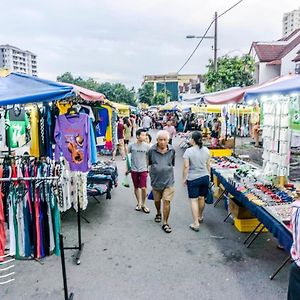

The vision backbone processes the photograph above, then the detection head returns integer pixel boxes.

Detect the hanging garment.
[54,114,91,172]
[95,107,109,147]
[0,111,7,151]
[89,119,97,165]
[5,108,29,149]
[101,105,113,151]
[0,167,6,261]
[56,102,72,115]
[30,105,41,157]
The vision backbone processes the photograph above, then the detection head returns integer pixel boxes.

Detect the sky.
[0,0,298,88]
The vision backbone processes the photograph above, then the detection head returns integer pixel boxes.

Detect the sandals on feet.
[154,214,162,222]
[141,206,150,214]
[189,224,200,232]
[199,217,204,223]
[135,205,141,211]
[162,224,172,233]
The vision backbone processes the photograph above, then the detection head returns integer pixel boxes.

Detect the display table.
[212,167,293,252]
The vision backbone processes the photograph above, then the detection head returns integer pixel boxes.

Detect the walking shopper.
[128,128,150,213]
[163,121,176,145]
[123,117,132,154]
[112,117,126,160]
[142,113,152,131]
[287,189,300,300]
[183,131,210,232]
[148,130,175,233]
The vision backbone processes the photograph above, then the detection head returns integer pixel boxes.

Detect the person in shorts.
[148,130,175,233]
[183,131,210,232]
[128,128,151,213]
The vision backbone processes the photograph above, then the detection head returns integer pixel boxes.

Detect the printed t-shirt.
[54,114,91,172]
[95,108,109,146]
[128,142,150,172]
[183,146,210,180]
[56,102,72,115]
[5,108,29,149]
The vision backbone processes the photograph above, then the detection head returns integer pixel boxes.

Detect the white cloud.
[0,0,298,87]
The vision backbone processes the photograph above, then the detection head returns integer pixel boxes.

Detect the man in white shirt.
[142,114,152,131]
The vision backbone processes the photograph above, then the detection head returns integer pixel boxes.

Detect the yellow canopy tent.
[110,102,130,117]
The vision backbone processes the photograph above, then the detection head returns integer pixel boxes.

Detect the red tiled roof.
[292,53,300,62]
[252,30,300,62]
[279,29,300,41]
[252,43,286,62]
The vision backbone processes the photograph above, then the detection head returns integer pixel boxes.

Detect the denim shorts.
[187,175,210,199]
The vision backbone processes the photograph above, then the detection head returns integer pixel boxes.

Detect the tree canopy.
[204,54,255,92]
[57,72,137,106]
[138,82,172,105]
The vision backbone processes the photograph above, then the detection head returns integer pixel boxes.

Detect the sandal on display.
[154,214,162,222]
[162,224,172,233]
[141,206,150,214]
[135,205,141,211]
[189,224,200,232]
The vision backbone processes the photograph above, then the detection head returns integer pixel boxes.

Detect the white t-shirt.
[142,116,151,129]
[183,146,210,180]
[0,114,7,150]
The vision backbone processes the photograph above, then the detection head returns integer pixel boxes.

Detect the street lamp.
[186,12,218,72]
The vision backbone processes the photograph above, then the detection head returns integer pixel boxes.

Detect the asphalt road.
[0,134,290,300]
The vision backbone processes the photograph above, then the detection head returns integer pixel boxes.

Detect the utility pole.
[214,11,218,72]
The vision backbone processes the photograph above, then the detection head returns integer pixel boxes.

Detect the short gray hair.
[156,130,170,140]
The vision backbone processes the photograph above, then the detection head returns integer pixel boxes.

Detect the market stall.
[0,71,119,298]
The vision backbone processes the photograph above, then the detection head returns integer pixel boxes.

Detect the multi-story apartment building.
[283,7,300,37]
[0,44,37,76]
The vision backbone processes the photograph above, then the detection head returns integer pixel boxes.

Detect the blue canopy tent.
[245,74,300,99]
[0,72,75,105]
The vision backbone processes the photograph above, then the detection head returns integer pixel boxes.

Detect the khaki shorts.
[152,187,175,202]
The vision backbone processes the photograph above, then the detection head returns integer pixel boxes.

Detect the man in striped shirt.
[288,190,300,300]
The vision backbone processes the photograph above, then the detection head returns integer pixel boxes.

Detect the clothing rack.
[63,195,85,265]
[0,175,78,298]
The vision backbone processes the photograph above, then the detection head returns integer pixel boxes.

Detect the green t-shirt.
[6,109,29,148]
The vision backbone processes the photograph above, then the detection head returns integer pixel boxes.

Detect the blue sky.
[0,0,298,88]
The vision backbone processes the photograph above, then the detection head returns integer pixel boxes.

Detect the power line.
[177,0,245,73]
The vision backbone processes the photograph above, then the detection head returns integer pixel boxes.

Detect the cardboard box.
[229,198,254,219]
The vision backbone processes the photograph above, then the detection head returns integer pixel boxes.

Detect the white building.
[0,44,37,76]
[250,29,300,84]
[283,7,300,37]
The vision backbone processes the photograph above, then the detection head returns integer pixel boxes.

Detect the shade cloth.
[212,168,293,253]
[245,74,300,99]
[65,83,106,102]
[0,72,75,105]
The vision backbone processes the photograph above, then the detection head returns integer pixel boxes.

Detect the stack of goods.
[261,98,290,177]
[87,161,118,199]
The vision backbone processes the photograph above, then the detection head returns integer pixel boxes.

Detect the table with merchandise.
[211,156,295,279]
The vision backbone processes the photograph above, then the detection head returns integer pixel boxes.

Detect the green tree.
[204,54,255,92]
[57,72,137,106]
[138,82,154,105]
[152,92,166,105]
[57,72,74,84]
